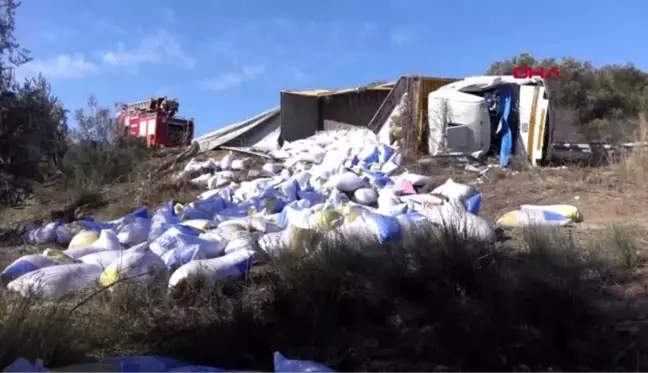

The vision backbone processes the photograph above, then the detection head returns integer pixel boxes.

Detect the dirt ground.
[2,158,646,291]
[2,156,647,253]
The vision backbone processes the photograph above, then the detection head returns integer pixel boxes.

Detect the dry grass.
[6,118,648,370]
[618,115,648,189]
[0,226,647,371]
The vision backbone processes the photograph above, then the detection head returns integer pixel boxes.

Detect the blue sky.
[15,0,647,136]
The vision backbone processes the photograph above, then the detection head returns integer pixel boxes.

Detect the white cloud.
[289,66,312,83]
[16,54,98,80]
[389,29,415,46]
[201,65,266,91]
[16,29,194,81]
[209,40,237,58]
[38,30,61,42]
[99,29,195,70]
[81,16,128,35]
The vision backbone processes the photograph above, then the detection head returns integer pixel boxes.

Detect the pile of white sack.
[9,128,582,301]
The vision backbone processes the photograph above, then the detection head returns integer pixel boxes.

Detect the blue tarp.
[498,87,513,167]
[4,352,335,372]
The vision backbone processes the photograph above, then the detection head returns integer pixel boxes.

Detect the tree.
[71,95,117,145]
[486,53,648,142]
[59,95,149,191]
[0,0,68,206]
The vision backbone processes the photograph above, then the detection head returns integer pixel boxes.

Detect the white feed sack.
[168,249,256,288]
[400,194,446,208]
[495,209,573,229]
[257,226,323,256]
[116,217,150,246]
[79,250,129,268]
[150,228,226,259]
[431,178,475,202]
[126,241,151,253]
[63,229,123,259]
[292,171,312,189]
[396,213,434,243]
[7,263,103,300]
[377,188,401,208]
[268,149,290,160]
[54,224,74,246]
[231,158,251,170]
[1,254,64,284]
[397,173,435,194]
[98,251,169,295]
[190,173,214,188]
[353,187,378,205]
[420,203,495,244]
[24,222,60,245]
[262,163,284,175]
[218,216,282,234]
[296,148,326,165]
[161,245,209,272]
[207,174,232,190]
[176,158,220,182]
[42,248,76,264]
[149,203,181,241]
[223,232,262,255]
[183,158,203,173]
[220,152,235,170]
[328,172,368,193]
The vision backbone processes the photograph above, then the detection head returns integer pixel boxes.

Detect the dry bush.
[618,114,648,188]
[0,226,640,371]
[32,95,158,215]
[397,81,420,162]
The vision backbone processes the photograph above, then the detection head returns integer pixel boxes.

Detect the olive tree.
[0,0,68,206]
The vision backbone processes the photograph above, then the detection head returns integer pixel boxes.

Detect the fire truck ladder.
[116,97,180,115]
[116,99,156,114]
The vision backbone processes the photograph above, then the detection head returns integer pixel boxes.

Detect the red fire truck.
[115,97,194,148]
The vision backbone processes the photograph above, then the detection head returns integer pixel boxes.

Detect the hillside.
[2,130,648,371]
[5,0,648,368]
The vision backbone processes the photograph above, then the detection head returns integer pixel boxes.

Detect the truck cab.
[427,76,555,166]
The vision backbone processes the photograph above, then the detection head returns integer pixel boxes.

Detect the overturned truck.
[369,75,556,167]
[426,76,555,166]
[194,75,555,166]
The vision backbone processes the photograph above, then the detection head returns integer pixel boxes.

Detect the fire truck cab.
[116,97,194,148]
